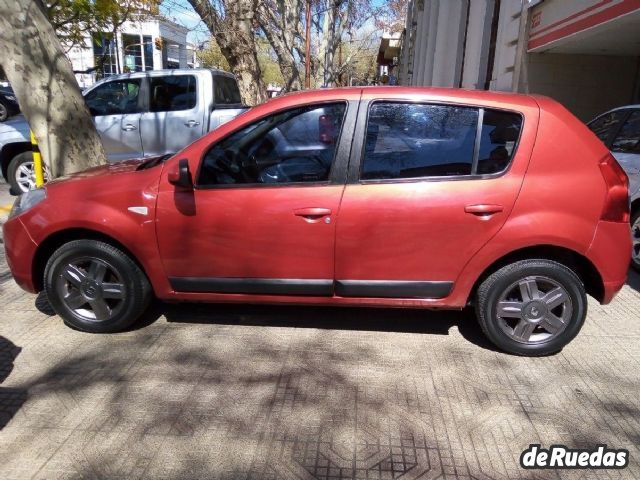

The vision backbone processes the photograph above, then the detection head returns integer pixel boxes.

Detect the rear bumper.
[586,220,631,304]
[2,216,38,293]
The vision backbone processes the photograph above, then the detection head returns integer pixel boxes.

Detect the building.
[67,15,191,89]
[389,0,640,121]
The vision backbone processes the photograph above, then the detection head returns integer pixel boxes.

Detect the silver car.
[588,105,640,271]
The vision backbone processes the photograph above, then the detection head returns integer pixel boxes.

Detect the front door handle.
[122,123,137,131]
[294,207,332,223]
[465,204,504,216]
[184,120,201,128]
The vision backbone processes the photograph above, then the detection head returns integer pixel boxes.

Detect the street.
[1,181,640,479]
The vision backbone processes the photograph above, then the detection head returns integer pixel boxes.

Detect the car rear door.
[155,98,359,296]
[139,73,206,156]
[334,92,536,300]
[84,78,145,162]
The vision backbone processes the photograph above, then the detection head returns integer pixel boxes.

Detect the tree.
[46,0,160,53]
[256,0,304,92]
[186,0,267,105]
[0,0,106,177]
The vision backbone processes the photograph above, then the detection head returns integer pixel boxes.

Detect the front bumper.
[586,220,632,304]
[2,216,38,293]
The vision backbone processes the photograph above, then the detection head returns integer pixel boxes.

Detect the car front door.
[140,74,205,156]
[155,100,357,295]
[84,78,144,162]
[334,96,532,300]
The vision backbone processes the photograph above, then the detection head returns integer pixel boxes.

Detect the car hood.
[0,114,29,135]
[46,157,158,185]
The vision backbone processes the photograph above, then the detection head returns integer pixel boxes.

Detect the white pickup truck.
[0,69,248,193]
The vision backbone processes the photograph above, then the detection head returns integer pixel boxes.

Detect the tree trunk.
[0,0,106,178]
[187,0,267,106]
[257,0,304,92]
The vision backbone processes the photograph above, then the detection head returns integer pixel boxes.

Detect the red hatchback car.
[3,87,631,356]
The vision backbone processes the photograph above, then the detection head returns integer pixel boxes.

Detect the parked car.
[0,86,20,122]
[0,69,247,194]
[587,105,640,271]
[3,87,631,356]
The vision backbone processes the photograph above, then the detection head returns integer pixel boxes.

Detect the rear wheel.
[632,208,640,273]
[476,259,587,356]
[44,239,151,333]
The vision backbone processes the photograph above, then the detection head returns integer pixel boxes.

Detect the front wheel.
[475,259,587,356]
[44,239,151,333]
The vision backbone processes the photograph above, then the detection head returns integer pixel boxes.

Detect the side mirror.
[168,159,193,189]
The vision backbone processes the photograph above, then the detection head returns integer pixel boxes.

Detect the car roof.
[94,68,235,82]
[268,86,540,110]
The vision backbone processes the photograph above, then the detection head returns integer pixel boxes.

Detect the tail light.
[599,154,629,222]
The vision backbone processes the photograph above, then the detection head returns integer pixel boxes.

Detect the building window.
[122,33,143,72]
[143,35,154,70]
[92,33,118,78]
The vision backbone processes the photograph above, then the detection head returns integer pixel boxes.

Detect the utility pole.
[305,0,311,89]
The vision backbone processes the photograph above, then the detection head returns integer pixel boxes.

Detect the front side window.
[361,102,522,180]
[150,75,197,112]
[611,110,640,153]
[198,103,347,186]
[85,80,141,116]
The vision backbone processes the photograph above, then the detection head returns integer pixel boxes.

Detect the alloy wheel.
[15,160,50,193]
[495,275,572,344]
[0,103,7,122]
[55,257,126,322]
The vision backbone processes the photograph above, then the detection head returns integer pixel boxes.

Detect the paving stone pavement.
[1,183,640,479]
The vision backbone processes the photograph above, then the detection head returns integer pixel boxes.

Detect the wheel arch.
[32,228,152,293]
[468,245,604,304]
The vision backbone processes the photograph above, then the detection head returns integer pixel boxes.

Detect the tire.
[0,100,8,122]
[475,259,587,356]
[631,208,640,273]
[7,151,50,194]
[44,239,151,333]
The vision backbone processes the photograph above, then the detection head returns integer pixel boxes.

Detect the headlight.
[5,95,16,101]
[9,188,46,218]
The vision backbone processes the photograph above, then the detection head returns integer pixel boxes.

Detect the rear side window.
[150,75,196,112]
[611,110,640,153]
[588,110,628,145]
[361,102,522,180]
[214,75,242,104]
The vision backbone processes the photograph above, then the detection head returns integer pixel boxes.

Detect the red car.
[3,87,631,356]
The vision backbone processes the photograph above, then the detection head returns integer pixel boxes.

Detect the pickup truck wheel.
[8,151,50,194]
[632,208,640,272]
[0,101,8,122]
[44,239,152,333]
[476,259,587,356]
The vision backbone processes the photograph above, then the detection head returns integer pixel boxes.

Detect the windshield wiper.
[137,154,173,170]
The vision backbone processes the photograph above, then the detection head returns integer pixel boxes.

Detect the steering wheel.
[219,149,256,183]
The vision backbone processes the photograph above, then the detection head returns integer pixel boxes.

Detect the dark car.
[0,86,19,122]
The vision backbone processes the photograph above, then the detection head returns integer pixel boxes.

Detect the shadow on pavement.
[0,336,26,430]
[151,300,500,352]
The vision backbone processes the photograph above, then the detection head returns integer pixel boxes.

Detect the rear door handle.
[294,207,332,223]
[184,120,200,128]
[122,123,137,131]
[465,204,504,216]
